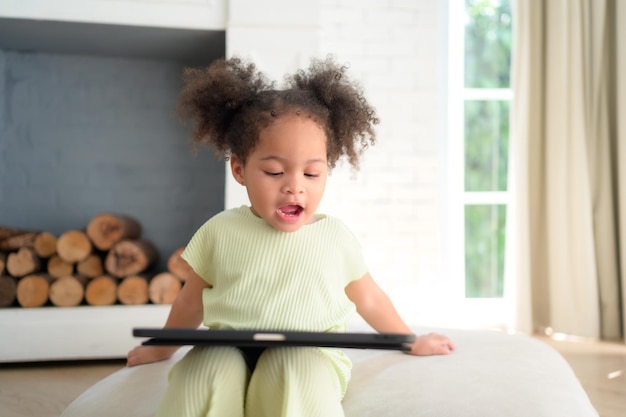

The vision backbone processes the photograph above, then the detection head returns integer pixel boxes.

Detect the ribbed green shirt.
[181,205,368,332]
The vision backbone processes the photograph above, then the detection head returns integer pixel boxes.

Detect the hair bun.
[177,57,274,156]
[288,56,379,168]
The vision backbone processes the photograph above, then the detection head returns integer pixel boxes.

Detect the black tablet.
[133,328,414,351]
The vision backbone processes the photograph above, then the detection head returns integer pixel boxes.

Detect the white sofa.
[61,327,599,417]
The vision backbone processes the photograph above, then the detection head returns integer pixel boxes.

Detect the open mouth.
[277,204,304,219]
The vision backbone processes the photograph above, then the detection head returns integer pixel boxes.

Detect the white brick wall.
[318,0,447,324]
[226,0,449,324]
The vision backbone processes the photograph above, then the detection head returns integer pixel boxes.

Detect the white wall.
[226,0,449,326]
[318,0,449,326]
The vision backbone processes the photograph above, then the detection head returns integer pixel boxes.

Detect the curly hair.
[176,56,379,170]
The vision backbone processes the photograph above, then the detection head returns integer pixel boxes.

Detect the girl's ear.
[230,156,245,186]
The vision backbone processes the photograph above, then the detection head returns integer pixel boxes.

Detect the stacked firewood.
[0,214,189,308]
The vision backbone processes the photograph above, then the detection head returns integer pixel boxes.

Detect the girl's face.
[230,115,328,233]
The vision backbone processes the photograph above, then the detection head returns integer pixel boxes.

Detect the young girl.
[127,56,455,417]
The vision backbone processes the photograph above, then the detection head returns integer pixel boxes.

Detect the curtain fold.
[511,0,624,341]
[617,0,626,341]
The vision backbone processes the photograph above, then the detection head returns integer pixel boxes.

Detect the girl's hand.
[126,345,178,367]
[405,332,456,356]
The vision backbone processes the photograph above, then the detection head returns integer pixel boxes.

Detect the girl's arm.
[345,272,455,356]
[126,269,209,367]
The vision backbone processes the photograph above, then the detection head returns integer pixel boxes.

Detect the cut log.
[0,252,6,275]
[33,232,57,258]
[77,254,104,278]
[57,230,92,263]
[167,247,191,281]
[16,274,53,308]
[0,275,18,307]
[148,272,182,304]
[49,275,87,307]
[6,247,41,277]
[117,275,149,305]
[0,232,38,251]
[0,226,30,241]
[87,213,141,251]
[47,255,74,278]
[105,239,158,278]
[85,275,118,306]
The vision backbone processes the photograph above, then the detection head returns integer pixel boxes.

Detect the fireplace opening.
[0,21,227,277]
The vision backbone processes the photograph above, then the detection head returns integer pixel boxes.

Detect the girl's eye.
[304,173,319,178]
[264,171,282,177]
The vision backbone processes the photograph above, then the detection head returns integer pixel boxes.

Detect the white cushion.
[61,328,599,417]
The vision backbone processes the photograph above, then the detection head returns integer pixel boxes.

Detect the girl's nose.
[281,176,304,194]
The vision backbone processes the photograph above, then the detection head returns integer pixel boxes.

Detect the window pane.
[464,100,509,191]
[464,0,512,88]
[464,204,506,298]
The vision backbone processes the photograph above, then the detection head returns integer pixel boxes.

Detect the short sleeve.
[181,219,214,286]
[331,219,369,284]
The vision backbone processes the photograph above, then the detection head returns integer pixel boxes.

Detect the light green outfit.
[155,206,368,417]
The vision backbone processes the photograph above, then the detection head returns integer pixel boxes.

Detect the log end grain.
[49,275,87,307]
[87,213,141,251]
[57,230,92,263]
[33,232,58,258]
[16,274,52,308]
[167,247,191,282]
[148,272,182,305]
[7,247,41,278]
[105,239,157,278]
[117,275,149,305]
[85,275,118,306]
[48,255,75,278]
[77,254,104,278]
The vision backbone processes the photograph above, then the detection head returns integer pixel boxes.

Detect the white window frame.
[444,0,515,330]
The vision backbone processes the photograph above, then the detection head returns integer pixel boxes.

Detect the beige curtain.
[510,0,625,341]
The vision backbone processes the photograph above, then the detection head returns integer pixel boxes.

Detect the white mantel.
[0,305,171,362]
[0,0,227,30]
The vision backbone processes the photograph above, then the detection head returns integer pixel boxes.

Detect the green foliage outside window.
[465,205,506,297]
[464,100,509,192]
[464,0,512,89]
[462,0,511,298]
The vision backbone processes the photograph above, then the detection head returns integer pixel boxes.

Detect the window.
[446,0,513,327]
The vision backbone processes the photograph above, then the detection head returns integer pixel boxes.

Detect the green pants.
[155,345,351,417]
